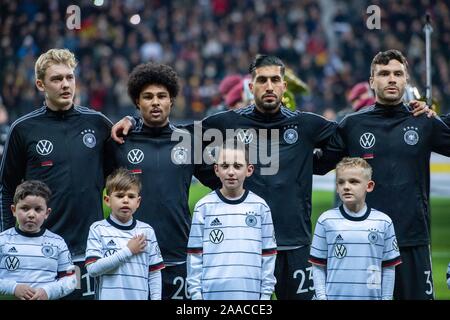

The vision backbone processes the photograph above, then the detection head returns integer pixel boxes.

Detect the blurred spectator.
[347,81,375,112]
[206,73,242,115]
[335,81,375,122]
[1,0,449,123]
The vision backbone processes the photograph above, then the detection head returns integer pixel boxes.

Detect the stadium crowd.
[0,0,449,125]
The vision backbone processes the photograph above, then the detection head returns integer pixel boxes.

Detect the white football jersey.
[0,227,74,288]
[85,217,164,300]
[310,205,401,300]
[187,190,277,300]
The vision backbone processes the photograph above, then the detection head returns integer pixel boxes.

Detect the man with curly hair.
[106,62,212,299]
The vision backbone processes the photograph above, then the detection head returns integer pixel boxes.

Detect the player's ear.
[135,99,140,110]
[214,164,219,176]
[103,194,111,207]
[367,180,375,193]
[369,77,374,90]
[136,195,142,209]
[246,164,254,177]
[10,205,16,216]
[36,79,45,92]
[248,81,254,94]
[45,208,51,219]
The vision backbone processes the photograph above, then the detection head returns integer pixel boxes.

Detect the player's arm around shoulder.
[302,111,338,147]
[429,114,450,156]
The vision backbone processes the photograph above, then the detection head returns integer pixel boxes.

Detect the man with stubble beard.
[316,49,450,300]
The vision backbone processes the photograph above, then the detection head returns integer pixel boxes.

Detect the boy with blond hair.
[309,157,402,300]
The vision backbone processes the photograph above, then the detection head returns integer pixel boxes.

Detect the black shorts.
[274,246,315,300]
[61,260,95,300]
[394,245,434,300]
[161,263,189,300]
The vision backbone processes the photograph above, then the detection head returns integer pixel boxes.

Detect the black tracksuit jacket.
[0,105,112,256]
[316,102,450,247]
[106,122,214,263]
[201,104,337,247]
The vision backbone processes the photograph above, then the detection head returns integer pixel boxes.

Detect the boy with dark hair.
[0,180,76,300]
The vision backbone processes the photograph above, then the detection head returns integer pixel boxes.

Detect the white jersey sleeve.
[186,202,205,300]
[0,232,16,295]
[447,262,450,289]
[260,202,276,298]
[309,214,328,266]
[148,270,162,300]
[0,279,16,296]
[85,223,133,277]
[40,238,77,300]
[146,227,164,273]
[146,227,164,300]
[312,264,327,300]
[382,221,402,267]
[381,266,395,300]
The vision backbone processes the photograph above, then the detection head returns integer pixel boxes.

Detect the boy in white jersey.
[187,140,277,300]
[0,180,76,299]
[309,157,402,300]
[85,168,164,300]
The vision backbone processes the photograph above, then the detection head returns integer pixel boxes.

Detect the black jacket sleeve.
[431,116,450,156]
[312,116,346,175]
[440,113,450,127]
[180,122,221,189]
[103,137,118,178]
[0,126,26,231]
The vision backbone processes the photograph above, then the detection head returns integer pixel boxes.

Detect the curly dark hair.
[127,62,180,106]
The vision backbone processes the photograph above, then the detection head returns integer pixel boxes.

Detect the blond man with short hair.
[0,48,113,299]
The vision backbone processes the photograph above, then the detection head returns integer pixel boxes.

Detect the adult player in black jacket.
[113,55,338,300]
[316,50,450,299]
[0,49,112,299]
[107,62,215,299]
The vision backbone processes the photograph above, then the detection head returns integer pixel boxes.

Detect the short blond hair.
[336,157,372,180]
[35,48,77,81]
[105,168,142,195]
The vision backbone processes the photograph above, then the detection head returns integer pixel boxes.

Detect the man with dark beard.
[114,55,337,299]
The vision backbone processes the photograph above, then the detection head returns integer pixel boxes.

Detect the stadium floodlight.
[130,14,141,25]
[94,0,104,6]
